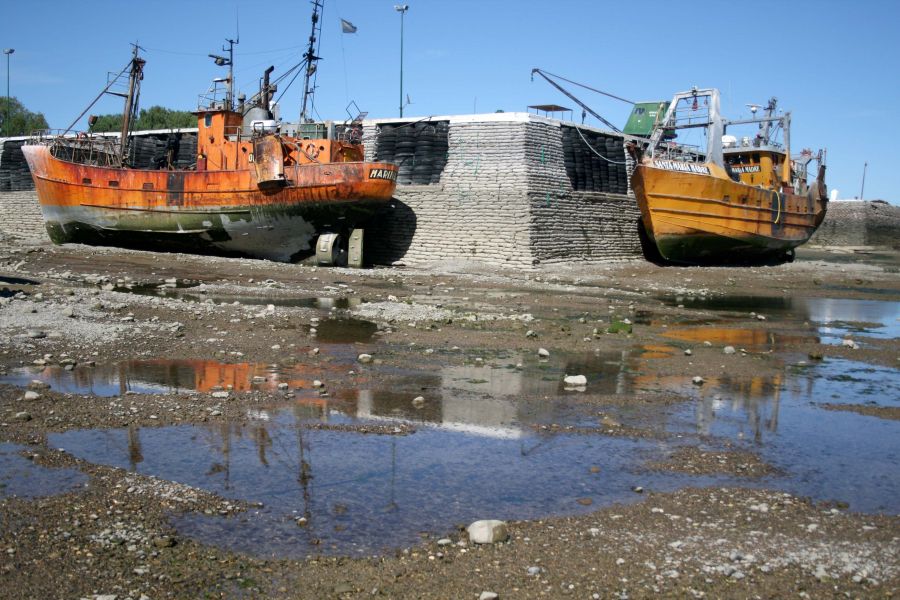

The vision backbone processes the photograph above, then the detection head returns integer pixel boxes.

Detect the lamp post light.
[394,5,408,118]
[3,48,13,137]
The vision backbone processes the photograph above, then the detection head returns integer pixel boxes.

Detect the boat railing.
[652,142,705,163]
[30,130,123,167]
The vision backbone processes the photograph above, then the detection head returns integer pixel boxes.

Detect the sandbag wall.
[362,113,643,268]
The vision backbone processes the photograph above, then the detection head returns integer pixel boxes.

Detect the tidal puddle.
[112,282,366,311]
[639,358,900,512]
[662,326,817,350]
[0,442,87,499]
[0,356,360,396]
[49,412,720,557]
[39,346,900,555]
[664,295,900,342]
[312,318,377,344]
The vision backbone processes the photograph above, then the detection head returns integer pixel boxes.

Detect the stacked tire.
[374,121,450,186]
[0,140,34,191]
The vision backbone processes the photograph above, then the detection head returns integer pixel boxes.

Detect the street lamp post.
[394,5,408,118]
[3,48,13,137]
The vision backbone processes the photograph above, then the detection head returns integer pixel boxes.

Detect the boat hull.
[22,144,398,262]
[631,162,827,264]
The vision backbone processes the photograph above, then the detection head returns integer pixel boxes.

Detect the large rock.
[467,520,509,544]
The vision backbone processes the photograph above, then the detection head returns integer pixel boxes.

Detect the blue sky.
[3,0,899,202]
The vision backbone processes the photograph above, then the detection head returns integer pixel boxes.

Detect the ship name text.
[652,160,710,175]
[369,168,397,181]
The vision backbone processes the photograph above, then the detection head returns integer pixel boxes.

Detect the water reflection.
[49,412,705,557]
[662,326,816,350]
[663,295,900,340]
[0,442,87,498]
[112,281,366,311]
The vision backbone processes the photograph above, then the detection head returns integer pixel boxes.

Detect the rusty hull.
[22,144,398,261]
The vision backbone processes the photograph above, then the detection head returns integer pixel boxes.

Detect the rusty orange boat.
[629,89,827,264]
[22,6,397,264]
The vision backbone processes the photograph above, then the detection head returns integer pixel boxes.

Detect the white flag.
[341,19,357,34]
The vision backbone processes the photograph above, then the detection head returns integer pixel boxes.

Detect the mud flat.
[1,240,899,598]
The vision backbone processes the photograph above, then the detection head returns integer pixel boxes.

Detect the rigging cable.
[572,124,627,165]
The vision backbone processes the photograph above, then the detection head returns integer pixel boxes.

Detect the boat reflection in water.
[44,344,900,554]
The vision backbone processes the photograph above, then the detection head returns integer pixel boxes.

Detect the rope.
[774,193,782,224]
[573,125,627,165]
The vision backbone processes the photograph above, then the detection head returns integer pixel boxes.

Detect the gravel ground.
[1,241,899,598]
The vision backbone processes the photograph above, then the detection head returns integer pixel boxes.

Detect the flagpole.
[394,5,409,118]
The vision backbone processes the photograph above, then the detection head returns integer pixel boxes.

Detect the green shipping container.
[623,101,669,137]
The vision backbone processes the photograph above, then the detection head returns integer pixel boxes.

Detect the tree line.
[1,100,194,137]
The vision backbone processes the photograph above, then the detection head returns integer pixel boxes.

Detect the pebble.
[312,380,324,388]
[23,391,40,401]
[436,538,452,546]
[841,338,859,350]
[723,346,736,355]
[527,566,543,576]
[152,536,176,548]
[691,376,704,385]
[357,353,373,364]
[26,329,46,339]
[14,411,32,421]
[211,391,229,399]
[537,347,550,358]
[563,374,587,386]
[467,520,508,544]
[684,349,692,356]
[479,593,499,600]
[411,396,426,408]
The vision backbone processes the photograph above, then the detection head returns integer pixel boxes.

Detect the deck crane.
[530,68,635,133]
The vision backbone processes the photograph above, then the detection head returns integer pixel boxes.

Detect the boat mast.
[118,44,145,166]
[299,0,324,122]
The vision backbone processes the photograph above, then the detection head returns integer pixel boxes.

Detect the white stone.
[537,348,550,358]
[467,520,508,544]
[211,391,229,399]
[563,374,587,386]
[723,346,736,355]
[357,353,373,364]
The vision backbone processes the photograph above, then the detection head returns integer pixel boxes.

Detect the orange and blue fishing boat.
[628,88,827,264]
[22,1,396,264]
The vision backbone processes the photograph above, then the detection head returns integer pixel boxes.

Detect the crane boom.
[530,68,624,132]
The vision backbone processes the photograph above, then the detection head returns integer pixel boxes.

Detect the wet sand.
[1,240,898,598]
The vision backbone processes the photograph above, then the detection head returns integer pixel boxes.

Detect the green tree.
[1,97,50,137]
[89,105,195,133]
